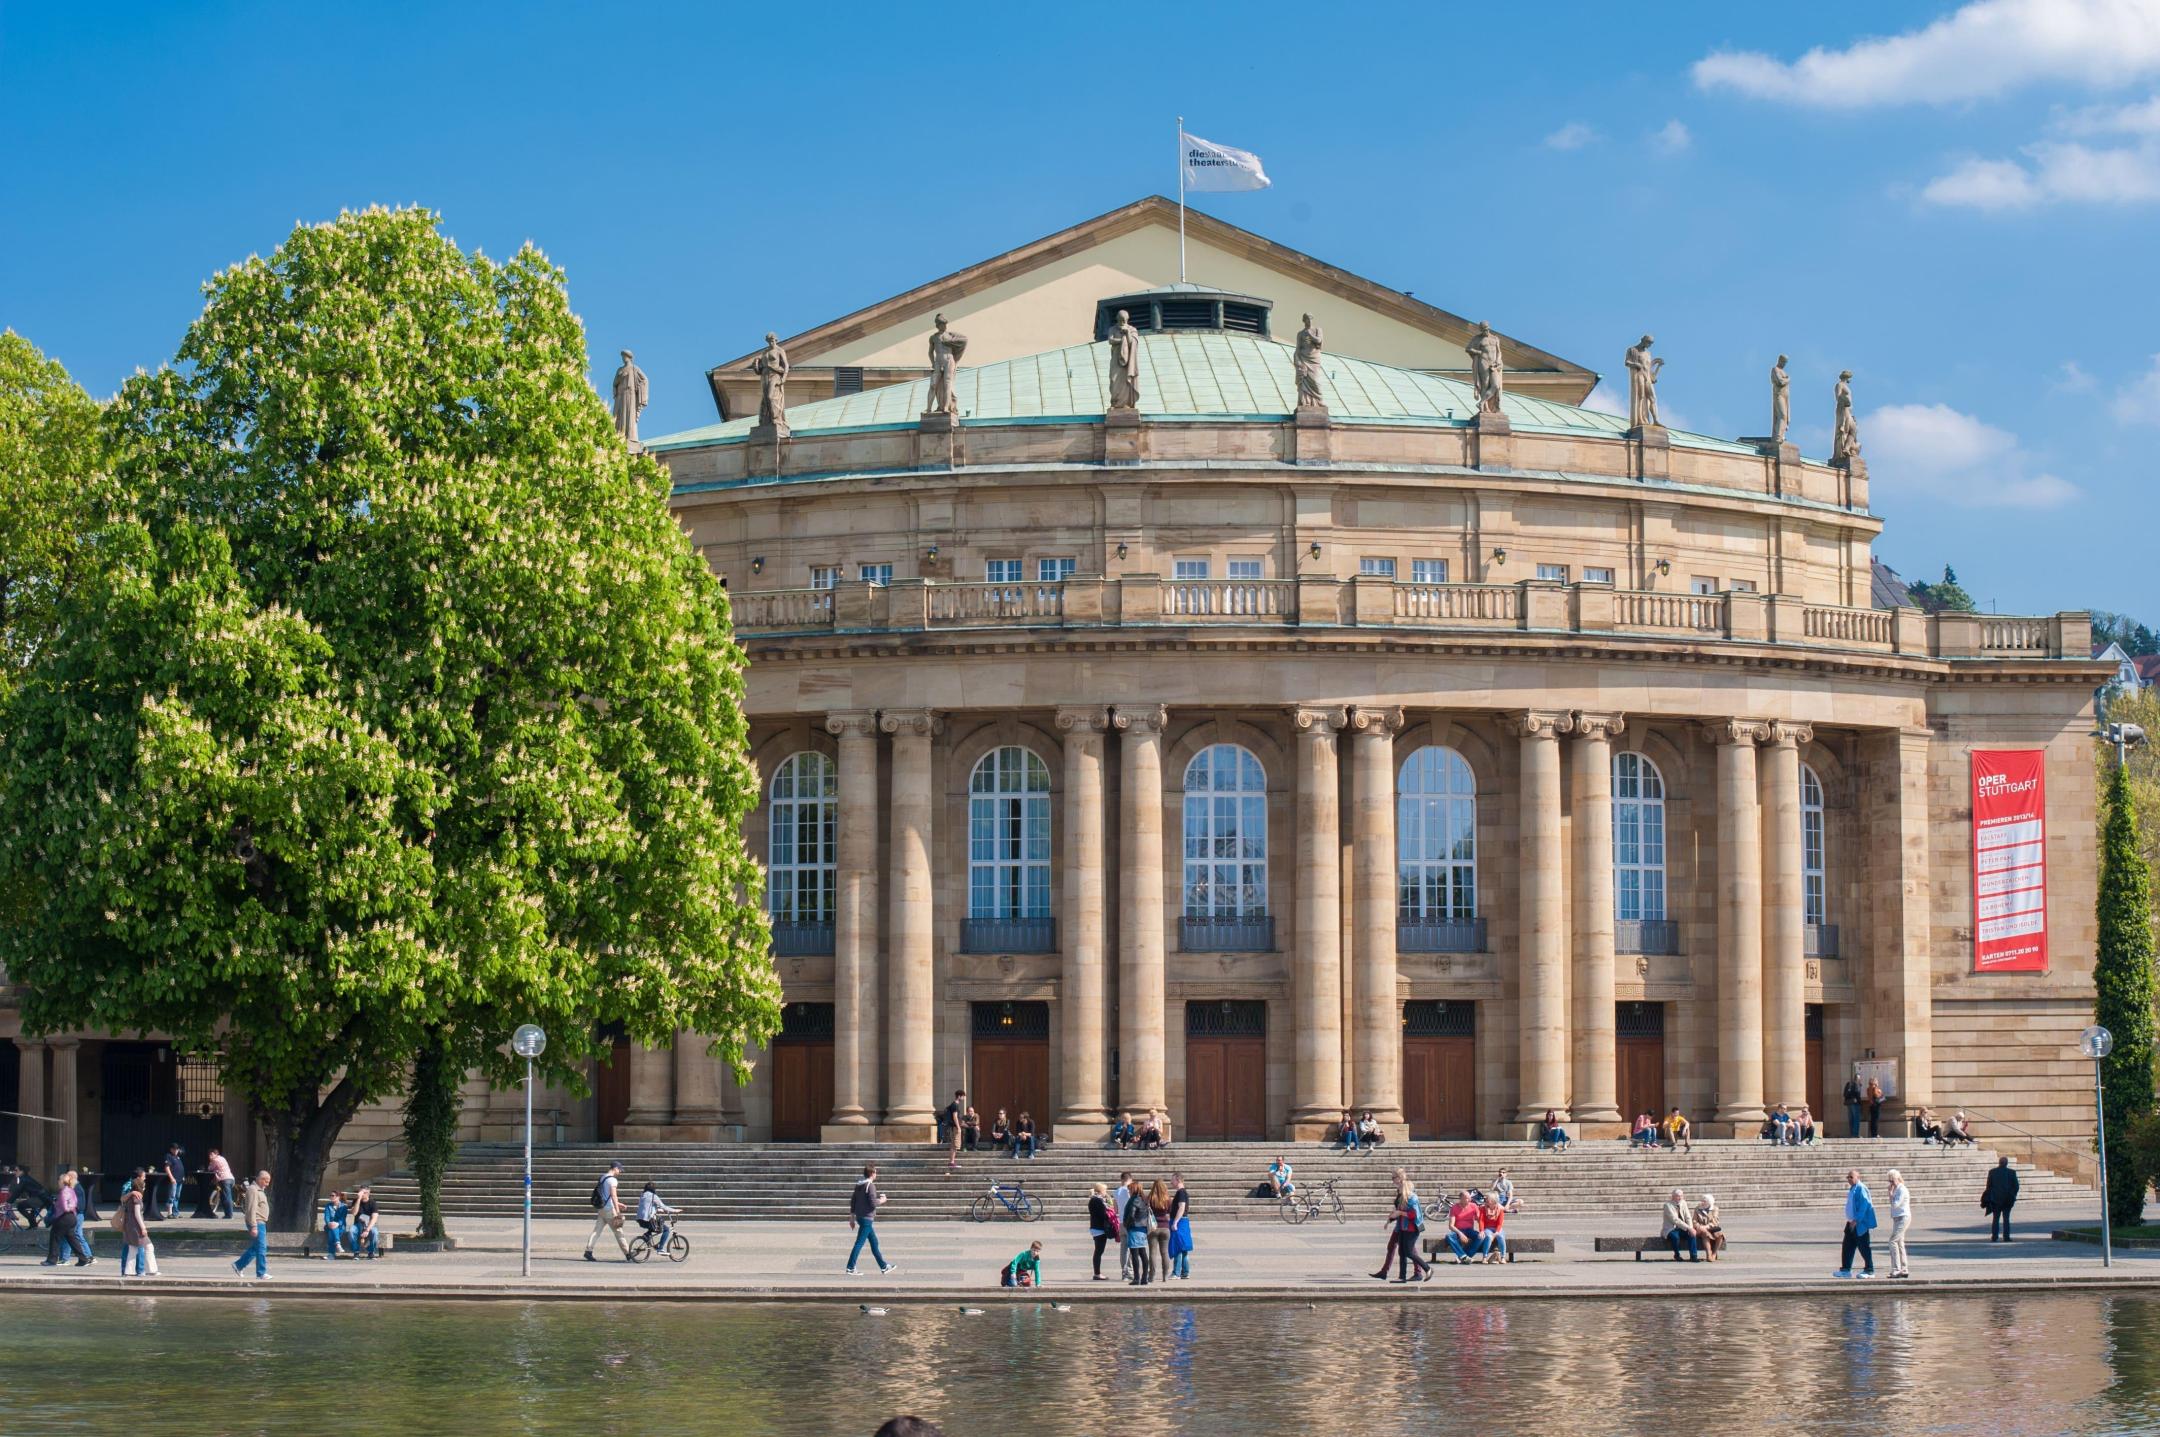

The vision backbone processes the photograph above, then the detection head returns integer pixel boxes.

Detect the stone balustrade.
[725,577,2091,661]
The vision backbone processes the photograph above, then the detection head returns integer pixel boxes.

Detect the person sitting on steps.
[1943,1110,1978,1148]
[1010,1112,1038,1160]
[1912,1106,1942,1143]
[1108,1113,1136,1149]
[1631,1112,1660,1149]
[1538,1109,1570,1151]
[988,1109,1012,1152]
[1357,1110,1385,1150]
[1661,1107,1692,1153]
[1337,1109,1360,1151]
[1136,1113,1165,1150]
[1267,1155,1295,1199]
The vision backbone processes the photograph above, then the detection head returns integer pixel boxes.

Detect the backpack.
[591,1176,610,1210]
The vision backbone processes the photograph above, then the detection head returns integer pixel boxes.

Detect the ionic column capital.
[1347,705,1405,737]
[1702,717,1772,747]
[1055,705,1113,735]
[878,708,944,738]
[1764,720,1813,749]
[1510,709,1575,741]
[825,708,880,739]
[1572,712,1626,743]
[1110,703,1168,735]
[1288,704,1348,736]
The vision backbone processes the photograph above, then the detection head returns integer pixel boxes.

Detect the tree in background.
[0,331,101,707]
[0,209,779,1229]
[2100,689,2160,919]
[2094,611,2160,657]
[2095,760,2157,1228]
[1906,565,1977,614]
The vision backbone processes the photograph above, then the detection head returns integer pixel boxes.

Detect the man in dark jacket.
[162,1144,187,1218]
[1982,1157,2020,1242]
[1843,1076,1863,1139]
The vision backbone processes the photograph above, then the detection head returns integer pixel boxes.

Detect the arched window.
[1612,751,1667,924]
[1182,743,1268,917]
[969,747,1052,918]
[768,752,837,925]
[1398,746,1477,920]
[1801,763,1827,926]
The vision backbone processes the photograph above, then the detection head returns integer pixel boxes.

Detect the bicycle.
[1279,1176,1347,1226]
[625,1213,690,1263]
[967,1181,1045,1223]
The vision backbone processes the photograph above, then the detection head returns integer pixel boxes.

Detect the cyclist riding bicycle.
[635,1181,679,1249]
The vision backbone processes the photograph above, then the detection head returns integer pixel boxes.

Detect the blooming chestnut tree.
[0,209,777,1229]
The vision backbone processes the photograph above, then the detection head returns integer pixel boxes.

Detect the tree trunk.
[263,1076,362,1232]
[402,1034,461,1242]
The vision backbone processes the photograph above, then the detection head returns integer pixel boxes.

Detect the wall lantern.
[1309,540,1323,562]
[751,555,765,574]
[999,1001,1015,1029]
[926,543,940,562]
[1116,541,1129,560]
[1654,558,1672,576]
[1490,547,1508,566]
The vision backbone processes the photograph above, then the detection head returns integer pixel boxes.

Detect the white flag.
[1182,133,1270,193]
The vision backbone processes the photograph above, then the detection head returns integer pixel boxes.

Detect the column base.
[872,1122,937,1144]
[1573,1120,1630,1140]
[820,1124,882,1144]
[1572,1104,1622,1126]
[1712,1104,1768,1133]
[1287,1119,1342,1142]
[826,1107,874,1128]
[1512,1106,1570,1128]
[610,1124,743,1144]
[1052,1108,1110,1138]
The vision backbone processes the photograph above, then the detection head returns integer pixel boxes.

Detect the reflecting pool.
[5,1292,2160,1435]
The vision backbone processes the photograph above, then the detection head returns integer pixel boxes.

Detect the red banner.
[1972,750,2048,973]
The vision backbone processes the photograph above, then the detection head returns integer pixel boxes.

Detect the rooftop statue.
[1107,309,1142,412]
[1770,354,1790,445]
[1832,369,1861,467]
[1625,334,1662,430]
[925,313,968,417]
[752,332,791,429]
[1294,314,1325,410]
[611,348,648,448]
[1467,321,1505,416]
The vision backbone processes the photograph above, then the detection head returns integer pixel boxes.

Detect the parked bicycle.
[967,1181,1046,1223]
[1279,1176,1347,1225]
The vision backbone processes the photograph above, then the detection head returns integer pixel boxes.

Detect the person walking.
[1087,1183,1117,1280]
[1111,1169,1134,1281]
[161,1143,187,1219]
[1982,1156,2020,1242]
[231,1171,272,1281]
[1885,1169,1914,1279]
[119,1170,158,1277]
[1835,1168,1877,1279]
[583,1159,631,1262]
[1394,1181,1435,1281]
[1370,1168,1411,1279]
[206,1147,235,1218]
[1167,1174,1193,1280]
[848,1163,896,1275]
[1122,1178,1154,1286]
[1145,1178,1173,1284]
[1843,1074,1863,1139]
[1864,1076,1885,1138]
[41,1169,93,1268]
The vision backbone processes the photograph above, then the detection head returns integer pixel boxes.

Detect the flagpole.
[1176,115,1186,283]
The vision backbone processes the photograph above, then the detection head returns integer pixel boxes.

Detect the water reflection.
[2,1294,2158,1435]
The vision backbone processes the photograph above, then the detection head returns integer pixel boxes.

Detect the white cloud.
[1651,119,1692,153]
[1543,122,1599,151]
[2057,92,2160,134]
[1922,137,2160,208]
[1693,0,2160,107]
[1584,382,1626,416]
[1865,402,2080,508]
[2113,354,2160,424]
[2052,360,2097,393]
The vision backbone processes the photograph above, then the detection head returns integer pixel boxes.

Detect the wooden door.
[970,1040,1050,1132]
[1183,999,1268,1139]
[771,1040,835,1143]
[1403,1037,1477,1138]
[1617,1038,1665,1122]
[1805,1004,1827,1121]
[595,1036,632,1142]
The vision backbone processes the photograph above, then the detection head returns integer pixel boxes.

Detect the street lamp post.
[511,1024,548,1278]
[2094,722,2146,771]
[2081,1024,2114,1269]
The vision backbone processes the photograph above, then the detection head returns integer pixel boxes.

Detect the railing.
[1395,582,1519,624]
[1180,914,1276,952]
[1801,604,1893,649]
[958,916,1057,954]
[1616,918,1680,955]
[1614,591,1724,634]
[927,582,1064,625]
[729,587,834,630]
[1805,923,1840,959]
[1166,579,1295,620]
[770,920,836,957]
[1397,916,1487,953]
[1979,617,2051,654]
[1936,1105,2096,1181]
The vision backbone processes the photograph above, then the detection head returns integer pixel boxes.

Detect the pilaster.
[1054,705,1112,1137]
[1570,712,1625,1131]
[1289,705,1348,1136]
[1113,704,1170,1132]
[880,707,943,1138]
[1511,709,1573,1129]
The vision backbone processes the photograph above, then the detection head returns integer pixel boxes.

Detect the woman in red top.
[1478,1192,1507,1264]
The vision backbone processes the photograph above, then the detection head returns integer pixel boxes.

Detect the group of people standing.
[1370,1168,1519,1281]
[1086,1170,1191,1284]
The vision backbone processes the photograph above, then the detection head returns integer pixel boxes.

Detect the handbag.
[608,1212,624,1231]
[108,1207,126,1235]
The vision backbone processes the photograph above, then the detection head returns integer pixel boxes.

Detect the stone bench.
[1596,1234,1730,1261]
[1421,1234,1553,1263]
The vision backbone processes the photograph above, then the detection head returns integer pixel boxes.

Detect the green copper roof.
[642,333,1757,457]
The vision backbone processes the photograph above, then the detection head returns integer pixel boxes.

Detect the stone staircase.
[367,1137,2089,1223]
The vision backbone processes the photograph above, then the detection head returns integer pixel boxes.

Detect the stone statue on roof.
[1625,334,1662,430]
[611,348,648,449]
[1832,369,1861,467]
[925,313,968,417]
[1294,314,1325,410]
[1467,321,1505,416]
[1107,309,1142,412]
[751,332,791,430]
[1769,354,1790,445]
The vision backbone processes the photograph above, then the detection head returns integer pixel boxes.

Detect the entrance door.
[970,1002,1050,1134]
[595,1036,632,1142]
[1616,1002,1666,1120]
[99,1044,223,1197]
[1402,1001,1477,1138]
[769,1002,836,1143]
[1183,1000,1267,1139]
[1805,1005,1827,1121]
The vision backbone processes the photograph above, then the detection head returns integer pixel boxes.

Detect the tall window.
[969,747,1052,919]
[985,558,1023,583]
[859,563,892,586]
[1802,763,1827,925]
[1398,746,1477,919]
[1412,558,1448,584]
[1613,751,1667,923]
[1037,557,1076,582]
[768,752,837,925]
[1183,744,1268,917]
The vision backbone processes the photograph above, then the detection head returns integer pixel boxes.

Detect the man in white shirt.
[584,1160,630,1262]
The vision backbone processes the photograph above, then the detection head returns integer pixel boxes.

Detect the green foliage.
[0,330,102,707]
[1907,565,1977,614]
[402,1034,461,1241]
[2100,689,2160,917]
[2094,611,2160,657]
[2096,763,2158,1227]
[0,209,779,1227]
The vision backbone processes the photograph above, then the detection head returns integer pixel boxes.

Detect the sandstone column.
[1114,705,1169,1128]
[1711,719,1769,1131]
[1055,706,1112,1135]
[1862,728,1934,1121]
[672,1030,730,1139]
[14,1038,46,1177]
[1760,722,1811,1112]
[826,710,881,1130]
[1513,711,1573,1128]
[881,708,942,1136]
[1570,712,1625,1129]
[47,1037,80,1170]
[1348,706,1405,1129]
[623,1039,674,1131]
[1290,706,1348,1135]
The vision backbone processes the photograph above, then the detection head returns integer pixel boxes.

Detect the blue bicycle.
[967,1181,1045,1222]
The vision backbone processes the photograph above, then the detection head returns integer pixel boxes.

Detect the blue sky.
[5,1,2158,620]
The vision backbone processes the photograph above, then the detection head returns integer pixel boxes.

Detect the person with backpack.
[1835,1168,1877,1278]
[848,1163,896,1275]
[583,1160,630,1262]
[1001,1240,1044,1287]
[1122,1177,1154,1285]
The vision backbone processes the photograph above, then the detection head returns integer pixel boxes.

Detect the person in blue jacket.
[1835,1168,1877,1278]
